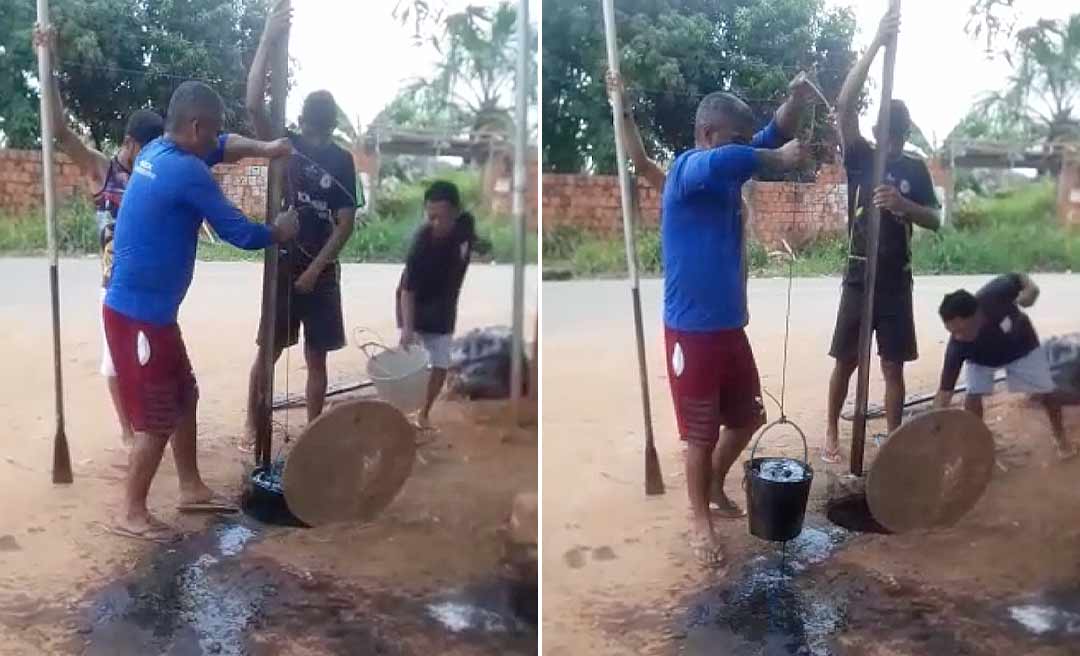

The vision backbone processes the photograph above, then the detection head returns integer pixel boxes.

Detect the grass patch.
[544,180,1078,279]
[0,170,537,265]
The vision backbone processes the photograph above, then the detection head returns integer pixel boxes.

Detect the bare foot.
[415,413,433,431]
[689,518,725,567]
[237,424,256,454]
[1056,442,1078,461]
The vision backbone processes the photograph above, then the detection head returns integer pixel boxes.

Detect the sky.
[828,0,1074,145]
[286,0,539,130]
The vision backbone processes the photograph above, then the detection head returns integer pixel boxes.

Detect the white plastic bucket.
[358,341,431,414]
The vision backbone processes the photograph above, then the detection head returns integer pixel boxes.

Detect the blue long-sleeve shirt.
[661,120,786,332]
[105,135,274,324]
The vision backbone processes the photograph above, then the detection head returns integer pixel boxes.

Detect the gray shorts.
[418,332,453,369]
[966,345,1056,396]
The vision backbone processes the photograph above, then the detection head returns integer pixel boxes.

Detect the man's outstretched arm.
[33,25,109,183]
[605,71,666,190]
[246,0,291,140]
[835,9,900,149]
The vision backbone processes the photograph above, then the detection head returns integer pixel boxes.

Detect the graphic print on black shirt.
[843,136,939,291]
[397,212,477,335]
[938,273,1042,391]
[282,132,358,279]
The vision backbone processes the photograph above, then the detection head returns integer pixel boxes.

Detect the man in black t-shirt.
[243,3,358,447]
[932,274,1075,460]
[822,8,942,464]
[396,181,476,430]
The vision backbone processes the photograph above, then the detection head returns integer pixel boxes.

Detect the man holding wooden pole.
[104,82,298,542]
[822,6,942,466]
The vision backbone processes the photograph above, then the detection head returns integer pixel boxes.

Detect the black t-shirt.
[843,137,939,291]
[281,133,357,279]
[939,273,1041,391]
[396,212,477,335]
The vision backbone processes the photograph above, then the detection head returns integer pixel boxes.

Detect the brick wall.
[542,163,850,248]
[486,147,539,230]
[541,160,960,248]
[0,148,269,219]
[1059,151,1080,229]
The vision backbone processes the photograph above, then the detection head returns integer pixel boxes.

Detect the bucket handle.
[356,341,390,360]
[748,418,810,466]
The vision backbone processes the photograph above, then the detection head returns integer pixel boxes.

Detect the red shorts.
[102,305,198,435]
[665,326,766,446]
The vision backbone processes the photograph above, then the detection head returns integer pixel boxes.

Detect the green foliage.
[962,14,1080,158]
[541,0,860,174]
[0,0,278,149]
[382,1,537,138]
[0,0,39,147]
[0,171,536,266]
[0,195,97,254]
[545,182,1078,278]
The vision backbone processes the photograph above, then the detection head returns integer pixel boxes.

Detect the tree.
[973,14,1080,159]
[0,0,278,149]
[0,0,43,147]
[965,0,1018,55]
[541,0,860,174]
[399,2,536,139]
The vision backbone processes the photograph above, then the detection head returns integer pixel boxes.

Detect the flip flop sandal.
[709,498,747,519]
[97,521,181,545]
[177,495,239,514]
[820,448,842,464]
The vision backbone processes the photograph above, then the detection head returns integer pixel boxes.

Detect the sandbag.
[448,326,529,400]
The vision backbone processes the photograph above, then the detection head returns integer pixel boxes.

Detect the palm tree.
[976,14,1080,169]
[411,2,536,139]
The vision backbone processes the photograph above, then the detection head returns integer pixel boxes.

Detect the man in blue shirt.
[103,81,299,543]
[663,85,811,566]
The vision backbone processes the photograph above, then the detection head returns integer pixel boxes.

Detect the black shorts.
[829,282,917,363]
[258,262,345,353]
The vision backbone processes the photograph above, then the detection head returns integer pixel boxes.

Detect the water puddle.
[77,517,537,654]
[84,519,269,655]
[427,579,538,637]
[681,522,851,655]
[1007,587,1080,640]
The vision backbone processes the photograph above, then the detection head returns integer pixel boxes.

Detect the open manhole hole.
[826,493,891,534]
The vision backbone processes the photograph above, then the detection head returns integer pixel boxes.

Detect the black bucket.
[743,419,814,542]
[243,458,307,527]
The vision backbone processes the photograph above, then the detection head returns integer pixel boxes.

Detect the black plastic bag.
[448,326,529,400]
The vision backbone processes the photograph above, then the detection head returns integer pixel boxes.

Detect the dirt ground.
[0,257,537,655]
[542,273,1080,655]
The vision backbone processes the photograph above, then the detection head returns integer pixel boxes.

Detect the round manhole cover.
[283,399,416,527]
[867,408,995,533]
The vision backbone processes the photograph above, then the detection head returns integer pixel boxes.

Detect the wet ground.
[677,518,1080,656]
[75,517,537,656]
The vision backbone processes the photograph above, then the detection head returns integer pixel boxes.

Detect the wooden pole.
[509,0,529,426]
[851,0,901,476]
[37,0,72,484]
[601,0,665,495]
[254,13,289,470]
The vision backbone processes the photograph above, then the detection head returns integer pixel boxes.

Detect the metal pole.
[255,14,289,470]
[851,0,901,476]
[509,0,529,426]
[601,0,664,495]
[37,0,72,484]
